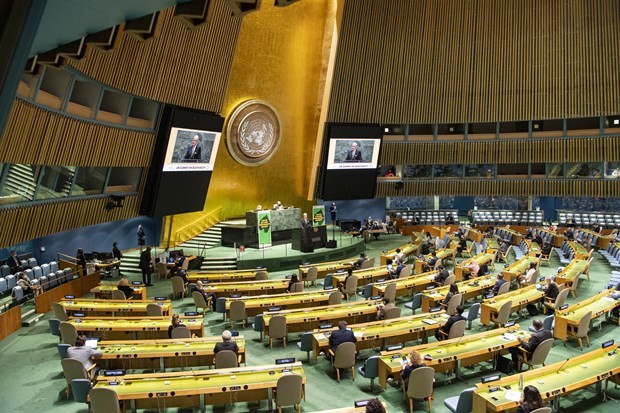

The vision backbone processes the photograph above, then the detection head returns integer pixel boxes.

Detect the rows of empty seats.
[555,242,577,265]
[494,227,514,244]
[0,261,73,301]
[514,240,530,260]
[600,242,620,271]
[472,210,543,226]
[557,210,620,228]
[391,209,458,225]
[572,229,600,247]
[531,228,556,245]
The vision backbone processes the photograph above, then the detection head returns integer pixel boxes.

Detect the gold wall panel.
[68,2,241,113]
[328,0,620,124]
[0,99,155,167]
[168,0,333,233]
[380,136,620,166]
[0,195,141,247]
[376,179,620,198]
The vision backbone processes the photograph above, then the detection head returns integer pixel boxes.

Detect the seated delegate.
[214,330,239,354]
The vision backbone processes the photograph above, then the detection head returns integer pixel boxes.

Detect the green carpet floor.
[1,233,618,412]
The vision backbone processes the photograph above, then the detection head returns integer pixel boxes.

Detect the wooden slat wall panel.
[328,0,620,124]
[0,195,141,247]
[68,2,241,113]
[380,136,620,165]
[376,179,620,198]
[0,99,155,166]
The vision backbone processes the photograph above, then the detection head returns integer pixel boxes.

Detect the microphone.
[454,332,466,346]
[555,357,570,374]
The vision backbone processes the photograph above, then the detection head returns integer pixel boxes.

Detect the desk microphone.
[555,357,570,374]
[454,332,466,346]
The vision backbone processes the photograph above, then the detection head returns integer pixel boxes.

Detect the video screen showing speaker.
[140,105,224,217]
[320,124,383,200]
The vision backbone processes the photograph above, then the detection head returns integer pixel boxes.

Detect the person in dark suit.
[543,277,559,301]
[192,280,217,311]
[511,319,553,366]
[329,320,357,354]
[167,314,185,338]
[112,242,122,274]
[434,265,450,285]
[139,247,152,286]
[486,272,507,295]
[387,261,406,280]
[516,385,546,413]
[435,305,465,341]
[330,203,337,224]
[76,248,87,275]
[401,350,426,391]
[541,242,552,256]
[352,252,367,269]
[592,222,603,233]
[344,142,363,162]
[137,224,146,251]
[184,135,202,161]
[117,277,134,299]
[6,250,24,274]
[213,330,239,354]
[300,213,314,252]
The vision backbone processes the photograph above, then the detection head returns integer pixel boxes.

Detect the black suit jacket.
[329,328,357,351]
[139,250,151,270]
[545,282,559,300]
[441,314,465,334]
[184,144,202,161]
[345,149,362,161]
[7,255,21,270]
[214,341,239,354]
[522,329,553,354]
[112,246,122,260]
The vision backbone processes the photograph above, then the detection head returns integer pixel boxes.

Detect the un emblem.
[226,100,281,166]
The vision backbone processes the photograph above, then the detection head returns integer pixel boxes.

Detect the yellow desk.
[553,289,620,341]
[414,246,456,274]
[372,271,439,298]
[59,298,171,317]
[566,241,589,260]
[555,259,588,288]
[333,266,392,289]
[95,336,246,370]
[91,284,147,301]
[480,285,544,326]
[497,227,523,245]
[502,256,539,282]
[313,405,388,413]
[378,326,527,389]
[472,345,620,412]
[486,238,499,255]
[187,269,267,283]
[420,274,496,312]
[536,227,562,247]
[298,258,357,280]
[94,362,306,413]
[380,242,420,265]
[467,228,484,243]
[67,316,204,340]
[524,240,541,256]
[225,290,335,318]
[95,260,121,274]
[202,279,289,297]
[262,301,380,337]
[454,253,494,280]
[311,312,446,360]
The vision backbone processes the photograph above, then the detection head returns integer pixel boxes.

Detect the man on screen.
[184,135,202,162]
[344,142,363,162]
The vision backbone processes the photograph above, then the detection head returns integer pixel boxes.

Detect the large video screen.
[140,106,224,217]
[326,138,381,170]
[162,127,221,171]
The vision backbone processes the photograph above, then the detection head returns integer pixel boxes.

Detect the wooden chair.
[229,300,247,329]
[497,282,511,295]
[544,287,569,314]
[156,262,168,279]
[438,319,466,340]
[405,366,434,413]
[111,290,127,300]
[146,303,163,316]
[460,242,474,258]
[304,267,318,287]
[383,282,397,303]
[256,271,269,281]
[569,274,581,298]
[518,338,553,371]
[489,300,512,329]
[214,350,239,369]
[385,307,402,319]
[497,246,512,263]
[330,341,356,382]
[171,326,192,339]
[328,290,342,305]
[192,290,211,316]
[343,275,358,301]
[171,276,186,300]
[566,311,592,350]
[269,315,287,349]
[274,374,304,413]
[89,387,122,413]
[539,252,551,266]
[582,257,593,282]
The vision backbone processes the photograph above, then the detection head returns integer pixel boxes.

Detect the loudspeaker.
[326,240,337,248]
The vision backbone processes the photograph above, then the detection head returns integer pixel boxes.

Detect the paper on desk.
[422,319,437,325]
[502,333,516,341]
[354,331,364,338]
[505,390,522,402]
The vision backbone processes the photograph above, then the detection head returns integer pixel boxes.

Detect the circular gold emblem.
[226,100,281,166]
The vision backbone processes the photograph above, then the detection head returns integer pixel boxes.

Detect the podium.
[292,226,327,252]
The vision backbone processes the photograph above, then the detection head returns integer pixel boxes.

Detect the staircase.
[200,256,237,271]
[177,223,225,251]
[4,164,37,200]
[119,253,142,278]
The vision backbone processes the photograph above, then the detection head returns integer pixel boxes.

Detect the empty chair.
[171,276,186,300]
[358,355,380,391]
[215,297,227,321]
[361,259,373,269]
[57,343,71,359]
[89,387,122,413]
[32,266,43,279]
[274,373,304,413]
[358,283,374,300]
[385,306,402,319]
[12,286,24,302]
[49,261,59,273]
[192,291,211,316]
[328,290,342,305]
[463,303,481,329]
[6,274,16,290]
[530,408,552,413]
[156,262,168,279]
[320,273,334,288]
[170,326,192,339]
[48,318,62,341]
[256,270,269,281]
[566,311,592,350]
[59,322,78,345]
[252,314,265,340]
[63,268,73,279]
[296,332,314,362]
[497,281,510,295]
[330,341,356,382]
[215,350,239,369]
[0,265,10,277]
[52,302,69,321]
[146,303,163,316]
[569,275,581,298]
[41,263,50,276]
[25,257,36,267]
[61,358,89,399]
[383,282,397,303]
[518,338,553,371]
[71,379,92,405]
[0,277,6,294]
[490,300,512,329]
[47,272,58,288]
[111,290,127,300]
[269,315,288,349]
[56,270,67,284]
[343,275,358,300]
[444,387,476,413]
[304,267,318,287]
[405,366,434,413]
[405,293,423,314]
[229,300,247,329]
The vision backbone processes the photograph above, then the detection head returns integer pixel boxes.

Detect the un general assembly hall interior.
[1,1,620,413]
